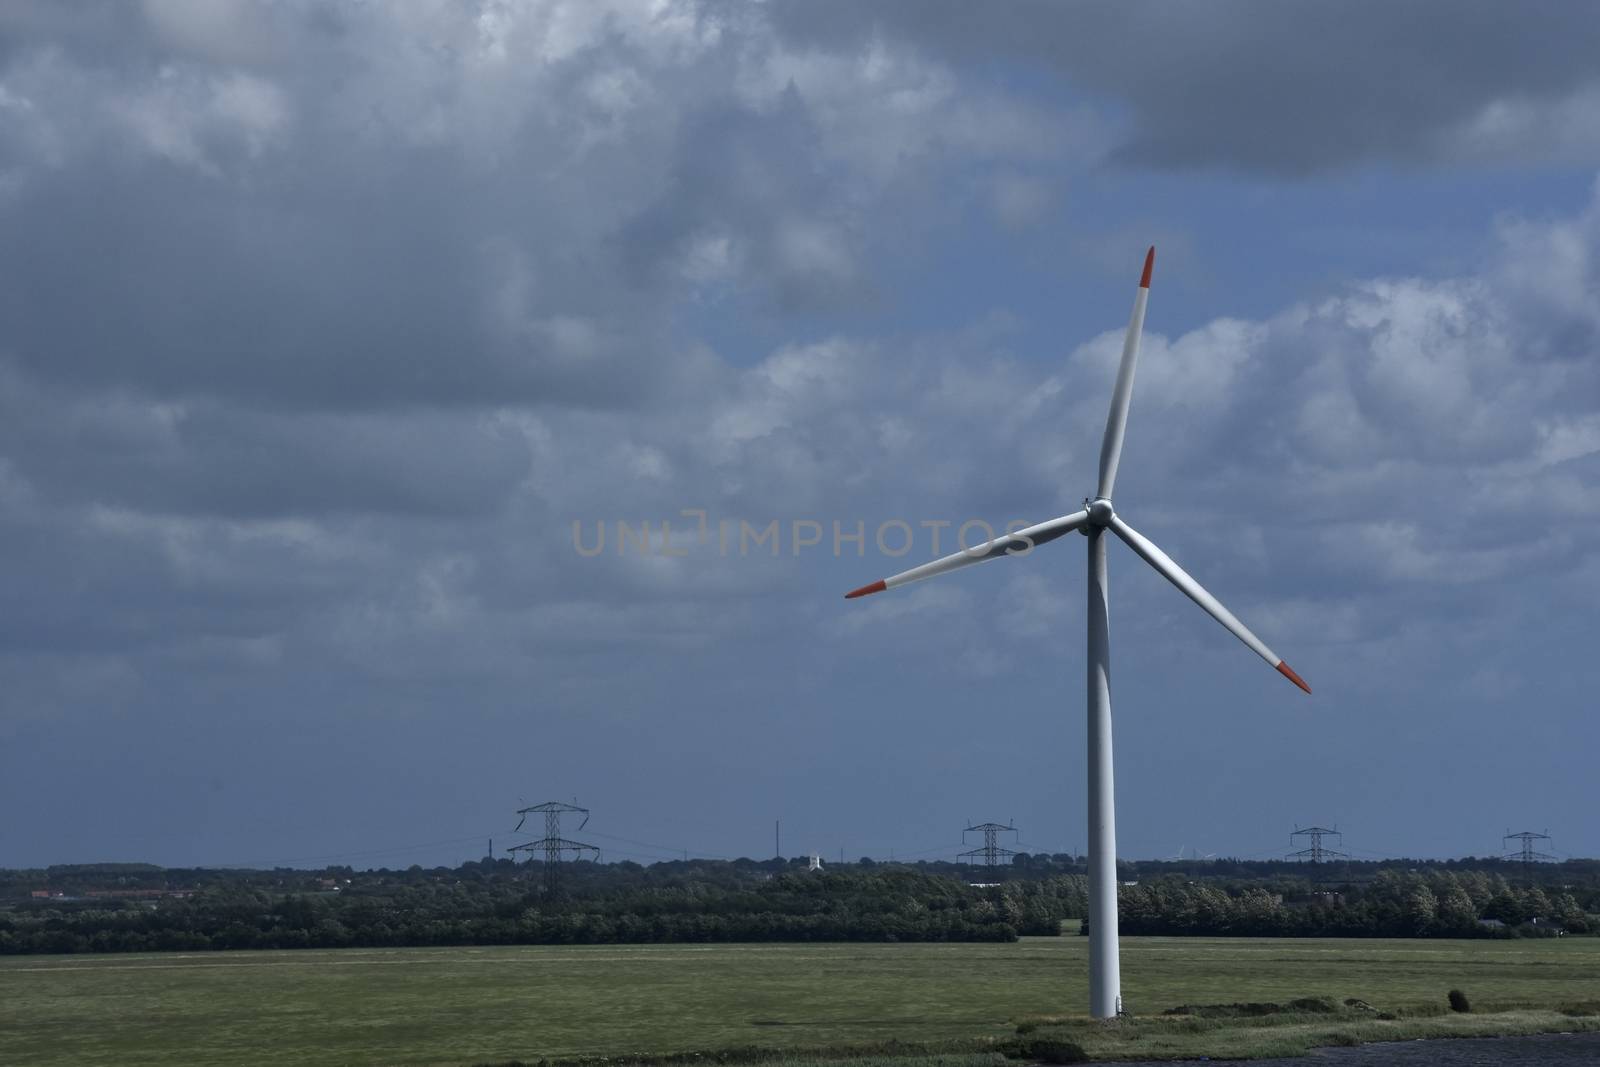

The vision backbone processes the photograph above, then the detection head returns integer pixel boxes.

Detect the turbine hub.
[1086,497,1115,527]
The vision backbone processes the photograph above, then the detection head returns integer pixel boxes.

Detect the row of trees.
[0,870,1082,955]
[4,861,1593,955]
[1117,870,1589,938]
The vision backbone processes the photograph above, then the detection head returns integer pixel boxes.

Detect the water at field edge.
[1095,1030,1600,1065]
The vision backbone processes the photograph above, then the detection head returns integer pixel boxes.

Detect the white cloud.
[141,0,286,65]
[1443,82,1600,167]
[109,67,291,173]
[1538,414,1600,466]
[989,172,1056,231]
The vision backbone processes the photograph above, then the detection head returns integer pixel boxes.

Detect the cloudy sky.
[3,1,1598,870]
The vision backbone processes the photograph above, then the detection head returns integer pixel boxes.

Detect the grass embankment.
[489,1001,1600,1065]
[1011,997,1600,1062]
[2,937,1597,1066]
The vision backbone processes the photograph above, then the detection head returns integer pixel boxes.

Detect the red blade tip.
[1140,246,1155,289]
[1275,660,1311,694]
[845,579,887,599]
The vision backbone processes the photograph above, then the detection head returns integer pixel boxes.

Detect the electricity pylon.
[959,821,1020,870]
[507,801,599,894]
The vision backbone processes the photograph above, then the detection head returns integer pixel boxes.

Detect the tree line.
[1117,869,1589,938]
[2,857,1593,955]
[0,869,1082,955]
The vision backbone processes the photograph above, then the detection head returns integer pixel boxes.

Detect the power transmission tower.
[1503,829,1556,881]
[507,801,600,894]
[1288,825,1348,863]
[959,821,1019,871]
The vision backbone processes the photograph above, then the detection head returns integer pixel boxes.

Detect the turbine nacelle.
[1085,497,1115,527]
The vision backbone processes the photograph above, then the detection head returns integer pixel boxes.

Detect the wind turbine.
[843,247,1309,1018]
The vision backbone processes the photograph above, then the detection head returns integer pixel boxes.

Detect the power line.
[586,844,683,864]
[882,842,967,859]
[581,830,736,860]
[210,834,491,869]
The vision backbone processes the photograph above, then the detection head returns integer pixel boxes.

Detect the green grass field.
[3,938,1598,1066]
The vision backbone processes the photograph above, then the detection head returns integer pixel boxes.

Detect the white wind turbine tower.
[844,248,1310,1018]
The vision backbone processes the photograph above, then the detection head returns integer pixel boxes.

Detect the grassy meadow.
[2,937,1598,1066]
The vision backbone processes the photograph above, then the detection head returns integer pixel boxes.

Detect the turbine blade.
[1109,514,1310,694]
[844,510,1089,598]
[1096,246,1154,500]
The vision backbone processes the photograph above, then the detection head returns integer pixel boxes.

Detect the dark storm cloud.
[0,372,530,518]
[0,1,768,419]
[0,0,988,708]
[617,88,870,312]
[0,81,681,413]
[764,0,1600,173]
[0,3,144,61]
[1,1,1598,867]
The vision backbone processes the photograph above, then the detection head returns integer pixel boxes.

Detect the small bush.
[1447,989,1471,1014]
[1006,1036,1086,1065]
[1286,997,1336,1014]
[1162,1002,1284,1019]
